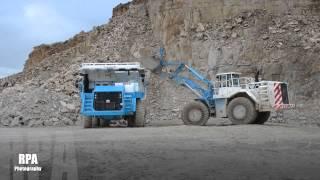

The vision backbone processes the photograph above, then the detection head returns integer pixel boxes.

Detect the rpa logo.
[19,154,38,165]
[14,154,42,172]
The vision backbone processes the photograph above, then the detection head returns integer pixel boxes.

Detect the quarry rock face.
[0,0,319,127]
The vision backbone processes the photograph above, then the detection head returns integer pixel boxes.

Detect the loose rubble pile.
[0,0,319,127]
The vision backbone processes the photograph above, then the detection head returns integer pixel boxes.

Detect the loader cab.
[214,72,242,98]
[216,72,241,88]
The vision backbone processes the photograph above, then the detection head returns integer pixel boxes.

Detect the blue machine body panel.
[80,84,145,120]
[79,62,146,120]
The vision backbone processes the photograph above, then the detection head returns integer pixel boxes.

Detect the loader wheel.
[227,97,257,125]
[254,112,271,124]
[181,101,210,126]
[83,116,92,128]
[92,117,100,128]
[134,100,146,127]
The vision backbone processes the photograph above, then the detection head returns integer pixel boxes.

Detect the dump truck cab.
[79,63,146,128]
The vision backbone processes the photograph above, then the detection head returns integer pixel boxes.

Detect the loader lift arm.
[158,48,215,109]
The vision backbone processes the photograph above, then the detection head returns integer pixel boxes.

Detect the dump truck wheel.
[127,117,135,127]
[181,101,210,126]
[227,97,258,125]
[83,116,92,128]
[92,117,100,128]
[134,100,146,127]
[100,119,109,127]
[254,112,271,124]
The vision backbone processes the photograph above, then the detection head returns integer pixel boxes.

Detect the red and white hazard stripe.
[274,83,283,111]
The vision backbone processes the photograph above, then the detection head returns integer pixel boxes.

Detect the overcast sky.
[0,0,129,78]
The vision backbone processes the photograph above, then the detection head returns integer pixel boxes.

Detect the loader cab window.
[217,74,229,87]
[221,75,227,87]
[232,74,240,87]
[216,73,240,88]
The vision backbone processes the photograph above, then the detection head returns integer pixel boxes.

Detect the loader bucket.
[138,56,163,73]
[138,48,166,74]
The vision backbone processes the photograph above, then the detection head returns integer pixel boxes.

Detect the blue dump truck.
[79,62,146,128]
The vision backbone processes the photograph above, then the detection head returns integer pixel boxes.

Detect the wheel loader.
[143,48,295,125]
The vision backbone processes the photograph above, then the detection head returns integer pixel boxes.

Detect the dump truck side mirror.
[75,80,79,88]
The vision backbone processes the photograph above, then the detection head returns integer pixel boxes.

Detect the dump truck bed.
[80,63,144,73]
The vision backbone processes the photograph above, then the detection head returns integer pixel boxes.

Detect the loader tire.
[254,112,271,124]
[83,116,92,128]
[181,101,210,126]
[134,100,146,127]
[92,117,100,128]
[227,97,257,125]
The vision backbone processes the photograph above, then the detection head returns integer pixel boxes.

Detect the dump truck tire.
[254,112,271,124]
[134,100,146,127]
[181,101,210,126]
[83,116,92,128]
[100,119,109,127]
[92,117,100,128]
[127,117,135,127]
[227,97,258,125]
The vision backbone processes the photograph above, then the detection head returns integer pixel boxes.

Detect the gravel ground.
[0,123,319,180]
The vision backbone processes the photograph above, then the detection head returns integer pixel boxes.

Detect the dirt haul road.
[0,124,319,180]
